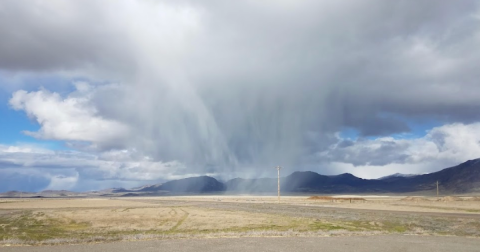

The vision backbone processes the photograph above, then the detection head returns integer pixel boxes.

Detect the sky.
[1,0,480,192]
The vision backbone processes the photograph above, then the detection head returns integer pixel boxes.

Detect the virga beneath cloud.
[1,0,480,191]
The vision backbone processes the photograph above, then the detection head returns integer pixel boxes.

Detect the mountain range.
[1,158,480,197]
[118,158,480,195]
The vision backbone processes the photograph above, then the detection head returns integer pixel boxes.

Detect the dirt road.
[3,235,480,252]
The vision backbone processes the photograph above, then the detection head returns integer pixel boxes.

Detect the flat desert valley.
[1,195,480,248]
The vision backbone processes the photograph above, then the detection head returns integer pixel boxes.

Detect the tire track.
[170,208,189,231]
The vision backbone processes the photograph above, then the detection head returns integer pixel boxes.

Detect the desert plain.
[1,195,480,247]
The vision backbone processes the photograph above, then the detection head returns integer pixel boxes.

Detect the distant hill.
[224,177,277,192]
[1,159,479,197]
[139,176,225,193]
[378,173,418,180]
[381,159,480,193]
[212,158,480,194]
[141,158,480,194]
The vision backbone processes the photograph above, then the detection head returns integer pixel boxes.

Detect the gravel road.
[3,235,480,252]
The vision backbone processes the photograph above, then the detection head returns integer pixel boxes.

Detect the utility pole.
[436,181,439,197]
[276,166,281,203]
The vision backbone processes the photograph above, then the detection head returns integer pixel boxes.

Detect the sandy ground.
[0,198,153,209]
[121,195,480,214]
[3,235,480,252]
[1,195,480,246]
[2,195,480,214]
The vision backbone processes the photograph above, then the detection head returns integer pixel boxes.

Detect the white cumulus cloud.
[9,83,130,150]
[316,123,480,178]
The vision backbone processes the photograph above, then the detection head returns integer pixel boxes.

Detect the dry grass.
[0,198,153,209]
[308,196,365,202]
[0,202,315,245]
[1,196,480,246]
[401,196,431,202]
[308,196,333,200]
[437,196,463,202]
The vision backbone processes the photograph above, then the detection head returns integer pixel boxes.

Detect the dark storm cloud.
[0,1,134,73]
[183,0,480,137]
[1,0,480,185]
[323,137,412,166]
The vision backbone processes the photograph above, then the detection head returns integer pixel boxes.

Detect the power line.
[276,166,281,203]
[437,180,439,197]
